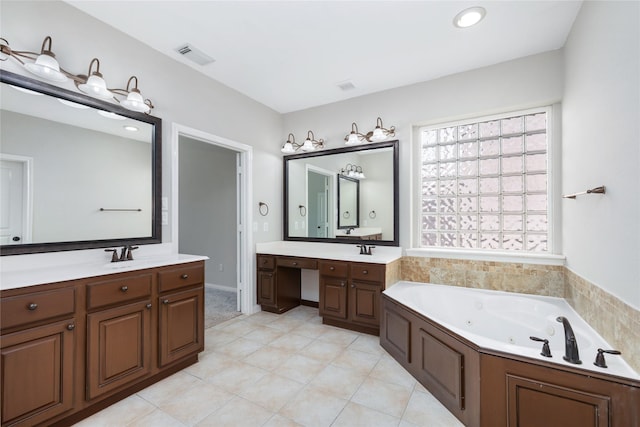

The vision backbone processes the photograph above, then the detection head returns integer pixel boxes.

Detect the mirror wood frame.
[0,69,162,256]
[283,140,399,246]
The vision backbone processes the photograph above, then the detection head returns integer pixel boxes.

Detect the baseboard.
[205,283,236,293]
[301,299,319,308]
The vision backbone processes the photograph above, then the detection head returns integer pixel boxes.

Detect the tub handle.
[594,348,621,368]
[529,336,552,358]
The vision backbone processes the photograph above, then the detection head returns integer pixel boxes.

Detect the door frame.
[171,124,254,314]
[0,154,33,244]
[305,164,335,238]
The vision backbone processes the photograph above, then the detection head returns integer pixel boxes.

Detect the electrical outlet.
[161,197,168,211]
[219,264,223,272]
[161,211,168,225]
[263,222,269,232]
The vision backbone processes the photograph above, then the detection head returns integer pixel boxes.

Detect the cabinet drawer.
[277,256,317,270]
[87,274,152,310]
[257,255,275,270]
[158,264,204,293]
[319,260,349,278]
[1,287,75,330]
[350,263,385,283]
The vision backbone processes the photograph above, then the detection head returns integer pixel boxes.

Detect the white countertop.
[1,253,209,291]
[256,241,402,264]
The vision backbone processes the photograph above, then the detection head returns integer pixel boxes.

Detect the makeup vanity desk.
[256,242,402,335]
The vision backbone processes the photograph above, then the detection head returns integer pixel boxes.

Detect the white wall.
[283,50,565,248]
[562,1,640,309]
[0,0,284,263]
[179,138,237,289]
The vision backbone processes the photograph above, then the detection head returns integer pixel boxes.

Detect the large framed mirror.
[0,70,162,255]
[284,140,398,246]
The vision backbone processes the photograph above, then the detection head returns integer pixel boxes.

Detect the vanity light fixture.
[340,163,366,180]
[282,131,325,154]
[344,117,396,145]
[453,6,486,28]
[0,36,155,113]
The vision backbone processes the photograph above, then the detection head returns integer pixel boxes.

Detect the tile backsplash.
[399,256,640,374]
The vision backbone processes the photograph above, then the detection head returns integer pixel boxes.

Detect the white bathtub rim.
[383,281,640,381]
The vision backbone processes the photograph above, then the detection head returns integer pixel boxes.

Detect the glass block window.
[420,109,549,252]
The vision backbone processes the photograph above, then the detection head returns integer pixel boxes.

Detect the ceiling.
[66,1,582,114]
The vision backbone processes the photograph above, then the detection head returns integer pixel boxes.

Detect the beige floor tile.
[331,402,401,427]
[155,381,234,426]
[73,395,156,426]
[127,409,184,427]
[137,371,201,407]
[183,351,240,380]
[263,414,303,427]
[213,337,264,358]
[297,339,345,363]
[317,327,359,347]
[308,364,367,400]
[348,334,387,355]
[203,329,238,349]
[206,362,268,394]
[331,348,381,375]
[278,353,327,383]
[265,316,305,332]
[290,321,329,339]
[218,319,260,336]
[279,386,348,427]
[402,390,464,427]
[243,345,295,371]
[243,325,285,345]
[269,332,315,351]
[351,377,412,418]
[243,310,280,324]
[238,373,305,412]
[196,396,273,427]
[369,354,417,389]
[281,305,319,320]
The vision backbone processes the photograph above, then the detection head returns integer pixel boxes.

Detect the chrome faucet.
[556,316,582,364]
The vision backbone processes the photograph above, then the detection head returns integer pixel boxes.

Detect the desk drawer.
[350,263,385,283]
[87,274,152,310]
[1,287,75,330]
[319,261,349,278]
[158,264,204,293]
[257,255,275,270]
[277,257,317,270]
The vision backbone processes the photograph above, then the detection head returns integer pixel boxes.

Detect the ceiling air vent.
[337,80,356,91]
[175,43,215,66]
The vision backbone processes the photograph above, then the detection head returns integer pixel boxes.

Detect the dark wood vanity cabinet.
[0,260,205,427]
[319,260,385,335]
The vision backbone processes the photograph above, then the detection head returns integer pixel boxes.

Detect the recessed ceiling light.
[123,125,139,132]
[453,6,486,28]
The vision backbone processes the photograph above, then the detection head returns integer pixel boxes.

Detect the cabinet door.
[257,270,276,306]
[1,319,75,426]
[319,277,348,320]
[159,287,204,367]
[349,280,380,327]
[87,301,152,400]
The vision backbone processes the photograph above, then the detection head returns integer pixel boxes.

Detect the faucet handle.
[529,336,552,357]
[105,248,118,263]
[367,245,376,255]
[127,246,139,260]
[594,348,621,368]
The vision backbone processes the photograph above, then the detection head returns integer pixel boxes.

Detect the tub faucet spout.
[556,316,582,364]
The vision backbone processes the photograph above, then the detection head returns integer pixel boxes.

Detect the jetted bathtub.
[380,281,640,427]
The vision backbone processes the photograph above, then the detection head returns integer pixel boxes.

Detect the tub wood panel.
[380,292,640,427]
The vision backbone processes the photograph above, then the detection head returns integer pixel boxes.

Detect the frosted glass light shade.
[281,142,295,154]
[346,133,360,145]
[371,127,386,141]
[121,90,150,113]
[78,74,112,99]
[301,138,315,151]
[24,54,68,82]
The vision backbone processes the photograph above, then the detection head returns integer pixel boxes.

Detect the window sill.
[405,248,566,266]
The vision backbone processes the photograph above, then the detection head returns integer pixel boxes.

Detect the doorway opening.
[172,124,254,325]
[306,165,335,238]
[0,154,33,246]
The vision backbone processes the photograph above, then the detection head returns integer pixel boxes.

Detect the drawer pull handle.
[362,270,368,274]
[181,274,189,279]
[293,262,298,266]
[163,299,170,304]
[27,303,38,311]
[146,303,152,309]
[351,284,355,288]
[330,266,335,271]
[120,286,128,292]
[340,282,345,287]
[67,324,75,331]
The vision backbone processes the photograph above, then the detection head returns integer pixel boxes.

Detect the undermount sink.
[102,259,150,269]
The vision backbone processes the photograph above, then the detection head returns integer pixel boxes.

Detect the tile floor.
[73,306,463,427]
